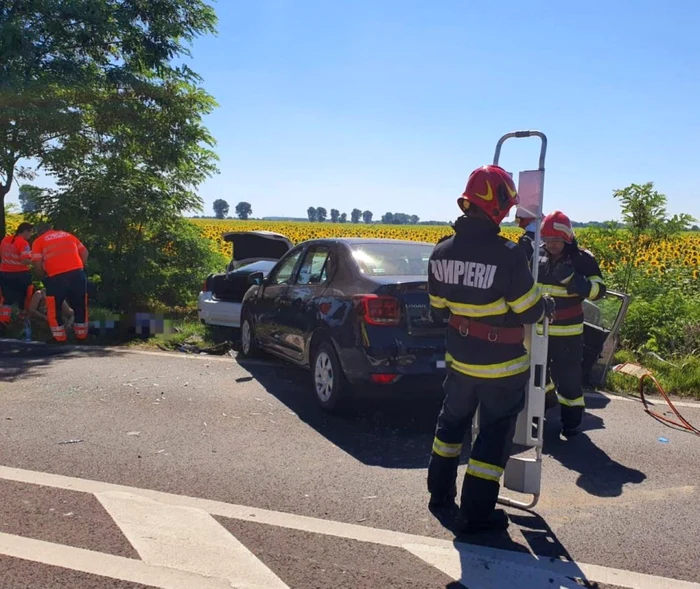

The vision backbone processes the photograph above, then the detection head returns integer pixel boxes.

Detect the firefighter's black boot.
[456,508,510,535]
[428,484,457,510]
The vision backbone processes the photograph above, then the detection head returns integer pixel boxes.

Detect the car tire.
[311,340,350,413]
[239,312,261,358]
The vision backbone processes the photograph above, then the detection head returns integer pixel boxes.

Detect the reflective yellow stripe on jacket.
[445,352,530,379]
[588,275,604,300]
[537,323,584,337]
[429,294,508,318]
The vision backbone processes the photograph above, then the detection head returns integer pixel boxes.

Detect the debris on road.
[126,431,141,436]
[176,341,234,356]
[58,439,84,445]
[659,437,669,443]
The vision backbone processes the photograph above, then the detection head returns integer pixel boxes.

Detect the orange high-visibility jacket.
[31,230,87,278]
[0,235,32,272]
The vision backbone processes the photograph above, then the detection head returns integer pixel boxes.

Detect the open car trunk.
[223,230,293,272]
[207,231,293,302]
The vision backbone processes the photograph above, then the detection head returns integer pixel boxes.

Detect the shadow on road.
[0,339,120,383]
[438,511,594,588]
[542,400,647,497]
[237,355,448,469]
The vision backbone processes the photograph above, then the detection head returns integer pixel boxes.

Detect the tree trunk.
[0,187,8,240]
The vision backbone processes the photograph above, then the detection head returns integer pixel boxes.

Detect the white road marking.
[406,543,700,589]
[405,543,584,589]
[0,532,239,589]
[1,465,698,589]
[96,491,289,589]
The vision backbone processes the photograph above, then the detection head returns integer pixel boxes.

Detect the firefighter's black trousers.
[545,334,585,430]
[44,269,88,341]
[428,368,526,523]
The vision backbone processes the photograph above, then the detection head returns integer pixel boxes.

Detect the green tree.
[18,184,43,214]
[0,0,218,239]
[307,206,317,222]
[235,201,252,220]
[16,0,222,310]
[316,207,327,222]
[339,212,347,223]
[330,208,340,223]
[362,210,373,224]
[351,208,362,223]
[612,182,695,292]
[213,199,229,219]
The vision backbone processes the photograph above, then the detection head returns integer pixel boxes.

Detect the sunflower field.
[189,218,700,281]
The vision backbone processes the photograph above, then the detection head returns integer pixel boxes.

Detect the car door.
[582,289,630,387]
[254,246,305,353]
[276,245,334,364]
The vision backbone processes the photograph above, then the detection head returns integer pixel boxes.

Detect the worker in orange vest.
[31,223,89,342]
[0,222,35,327]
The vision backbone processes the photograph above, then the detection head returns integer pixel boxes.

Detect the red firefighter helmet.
[457,165,519,225]
[541,210,575,243]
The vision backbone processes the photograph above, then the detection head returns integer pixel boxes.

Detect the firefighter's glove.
[552,263,575,285]
[542,294,556,321]
[566,272,590,296]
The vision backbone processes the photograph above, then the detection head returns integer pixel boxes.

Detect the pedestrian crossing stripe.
[0,465,698,589]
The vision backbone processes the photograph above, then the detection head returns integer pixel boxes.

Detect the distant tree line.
[211,200,252,220]
[305,207,426,225]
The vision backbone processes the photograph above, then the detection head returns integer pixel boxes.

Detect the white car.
[198,230,293,329]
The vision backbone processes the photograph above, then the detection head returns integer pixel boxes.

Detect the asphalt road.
[1,339,699,589]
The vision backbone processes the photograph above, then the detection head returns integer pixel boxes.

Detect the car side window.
[268,249,303,285]
[296,247,331,286]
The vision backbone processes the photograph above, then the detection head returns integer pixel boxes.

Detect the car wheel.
[239,313,261,358]
[312,340,349,413]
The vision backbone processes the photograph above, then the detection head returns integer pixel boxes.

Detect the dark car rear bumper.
[336,341,447,386]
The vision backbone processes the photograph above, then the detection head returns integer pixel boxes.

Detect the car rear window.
[350,243,434,276]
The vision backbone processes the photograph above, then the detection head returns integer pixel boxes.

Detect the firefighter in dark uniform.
[427,164,554,534]
[538,210,606,437]
[515,207,537,263]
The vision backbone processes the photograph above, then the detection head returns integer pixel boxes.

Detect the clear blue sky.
[8,0,700,224]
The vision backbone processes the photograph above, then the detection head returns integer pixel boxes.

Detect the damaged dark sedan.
[238,238,447,412]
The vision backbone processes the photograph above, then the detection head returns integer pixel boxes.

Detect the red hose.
[612,363,700,437]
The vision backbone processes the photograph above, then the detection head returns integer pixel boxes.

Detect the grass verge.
[1,305,239,352]
[606,348,700,400]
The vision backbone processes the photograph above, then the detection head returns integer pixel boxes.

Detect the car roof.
[301,237,436,246]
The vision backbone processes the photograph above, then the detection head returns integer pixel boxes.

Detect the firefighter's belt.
[553,303,583,321]
[447,315,524,344]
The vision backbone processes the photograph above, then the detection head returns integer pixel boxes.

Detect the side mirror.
[247,271,265,286]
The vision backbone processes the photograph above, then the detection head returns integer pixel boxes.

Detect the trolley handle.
[493,130,548,171]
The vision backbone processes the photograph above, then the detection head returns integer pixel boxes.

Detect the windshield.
[350,242,434,276]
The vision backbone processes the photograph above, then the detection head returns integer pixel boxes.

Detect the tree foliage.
[362,210,373,224]
[0,0,219,239]
[610,182,696,293]
[213,199,229,219]
[4,0,222,309]
[235,201,251,220]
[18,184,43,213]
[330,208,339,223]
[351,208,362,223]
[307,206,317,222]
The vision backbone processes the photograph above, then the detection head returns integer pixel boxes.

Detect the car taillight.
[371,374,399,384]
[354,295,401,326]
